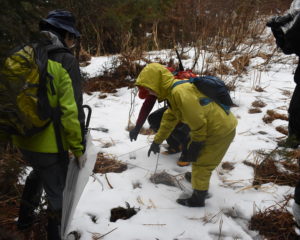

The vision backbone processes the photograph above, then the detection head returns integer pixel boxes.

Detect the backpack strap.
[52,106,65,155]
[171,79,192,89]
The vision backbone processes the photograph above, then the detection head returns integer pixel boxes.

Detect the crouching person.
[136,63,237,207]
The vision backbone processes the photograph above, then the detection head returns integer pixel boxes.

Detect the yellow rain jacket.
[136,63,238,190]
[136,63,237,144]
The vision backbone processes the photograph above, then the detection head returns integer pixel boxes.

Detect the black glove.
[266,14,293,28]
[186,141,204,162]
[129,126,141,141]
[148,142,160,157]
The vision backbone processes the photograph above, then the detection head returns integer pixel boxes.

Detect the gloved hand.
[148,142,160,157]
[293,202,300,226]
[186,141,204,162]
[75,153,87,169]
[266,14,293,28]
[129,126,141,141]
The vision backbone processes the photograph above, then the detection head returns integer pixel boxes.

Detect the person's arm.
[136,95,157,127]
[58,53,85,157]
[130,95,156,141]
[154,108,179,144]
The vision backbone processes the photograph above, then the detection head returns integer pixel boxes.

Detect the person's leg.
[21,151,69,239]
[283,84,300,148]
[17,170,43,229]
[17,150,43,230]
[177,130,235,207]
[176,124,190,166]
[192,130,235,191]
[36,152,69,240]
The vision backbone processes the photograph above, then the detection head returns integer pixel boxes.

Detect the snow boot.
[177,153,190,167]
[176,189,207,207]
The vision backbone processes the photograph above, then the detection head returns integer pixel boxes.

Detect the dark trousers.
[288,84,300,139]
[19,149,69,240]
[148,107,190,152]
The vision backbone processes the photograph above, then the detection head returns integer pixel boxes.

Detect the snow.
[67,47,298,239]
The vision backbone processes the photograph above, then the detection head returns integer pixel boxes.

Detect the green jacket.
[135,63,237,144]
[13,46,85,157]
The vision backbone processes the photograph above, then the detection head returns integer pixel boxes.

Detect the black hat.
[40,10,80,37]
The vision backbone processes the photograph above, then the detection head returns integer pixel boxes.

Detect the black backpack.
[171,76,234,114]
[267,10,300,55]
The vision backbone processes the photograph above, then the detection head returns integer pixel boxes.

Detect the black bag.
[267,10,300,55]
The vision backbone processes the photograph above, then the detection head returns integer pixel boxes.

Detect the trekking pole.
[175,48,184,71]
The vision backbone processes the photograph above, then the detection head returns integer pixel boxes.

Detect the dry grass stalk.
[231,55,250,74]
[93,153,127,174]
[249,196,298,240]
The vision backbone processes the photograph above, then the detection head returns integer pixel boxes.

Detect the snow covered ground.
[68,46,298,239]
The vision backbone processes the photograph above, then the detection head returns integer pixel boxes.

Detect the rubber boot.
[17,171,43,230]
[176,189,207,207]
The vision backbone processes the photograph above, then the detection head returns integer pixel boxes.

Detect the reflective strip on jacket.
[135,63,237,144]
[13,50,85,157]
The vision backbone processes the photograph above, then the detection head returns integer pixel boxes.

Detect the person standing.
[13,10,86,239]
[136,63,237,207]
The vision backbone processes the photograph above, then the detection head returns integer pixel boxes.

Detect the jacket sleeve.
[154,108,179,144]
[58,54,85,157]
[173,89,208,142]
[136,95,157,127]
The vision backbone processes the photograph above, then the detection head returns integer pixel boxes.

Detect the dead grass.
[231,55,251,74]
[83,76,134,94]
[249,108,262,114]
[252,100,266,108]
[254,86,265,92]
[263,110,288,124]
[244,148,300,187]
[276,126,288,136]
[249,196,298,240]
[93,153,127,174]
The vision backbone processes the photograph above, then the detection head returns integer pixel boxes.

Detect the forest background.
[0,0,293,59]
[1,0,299,239]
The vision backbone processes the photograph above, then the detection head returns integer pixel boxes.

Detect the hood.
[135,63,175,102]
[40,31,65,48]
